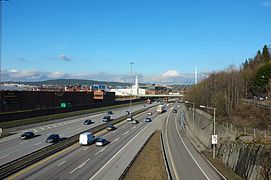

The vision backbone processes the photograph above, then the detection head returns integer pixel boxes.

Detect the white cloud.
[59,54,72,61]
[161,70,181,78]
[2,69,205,85]
[262,0,271,7]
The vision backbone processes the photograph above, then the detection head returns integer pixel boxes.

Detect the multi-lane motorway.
[163,106,222,180]
[0,103,155,166]
[8,107,165,180]
[2,103,226,180]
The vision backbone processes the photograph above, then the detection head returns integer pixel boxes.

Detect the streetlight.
[199,105,216,159]
[129,62,134,116]
[185,101,195,129]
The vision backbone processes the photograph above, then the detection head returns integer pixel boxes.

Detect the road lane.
[164,105,222,180]
[0,103,155,166]
[9,107,161,180]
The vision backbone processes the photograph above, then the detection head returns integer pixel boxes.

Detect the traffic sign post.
[212,135,218,144]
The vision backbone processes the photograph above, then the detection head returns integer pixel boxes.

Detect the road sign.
[212,135,218,144]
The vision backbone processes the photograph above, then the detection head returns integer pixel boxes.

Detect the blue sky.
[1,0,271,83]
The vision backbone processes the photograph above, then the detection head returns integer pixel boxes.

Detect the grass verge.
[202,150,242,180]
[0,101,144,129]
[122,130,167,180]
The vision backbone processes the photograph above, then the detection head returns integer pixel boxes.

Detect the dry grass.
[123,131,167,180]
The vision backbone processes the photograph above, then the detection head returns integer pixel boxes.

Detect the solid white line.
[174,113,210,180]
[89,117,153,180]
[70,159,90,174]
[0,154,10,159]
[57,161,66,166]
[34,142,42,146]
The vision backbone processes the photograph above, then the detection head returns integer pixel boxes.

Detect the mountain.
[5,79,145,88]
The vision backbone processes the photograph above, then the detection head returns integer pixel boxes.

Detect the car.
[147,112,152,115]
[126,110,130,115]
[107,111,113,115]
[145,117,152,122]
[177,105,181,108]
[132,119,139,124]
[173,109,177,113]
[102,115,112,122]
[20,131,34,139]
[95,138,110,146]
[46,134,60,143]
[127,116,133,121]
[107,124,117,131]
[84,119,94,125]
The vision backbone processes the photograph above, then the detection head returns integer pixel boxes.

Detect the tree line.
[185,45,271,117]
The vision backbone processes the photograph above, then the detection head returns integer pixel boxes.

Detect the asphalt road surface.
[0,103,155,166]
[163,106,222,180]
[8,107,166,180]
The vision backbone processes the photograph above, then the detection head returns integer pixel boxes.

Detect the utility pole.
[129,62,134,116]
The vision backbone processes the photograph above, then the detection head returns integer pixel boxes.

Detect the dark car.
[107,124,117,131]
[95,138,110,146]
[102,115,112,122]
[84,119,94,125]
[144,117,152,123]
[46,134,60,143]
[126,110,131,115]
[107,111,113,115]
[173,109,177,113]
[20,131,34,139]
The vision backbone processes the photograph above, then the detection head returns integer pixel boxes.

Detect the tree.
[253,62,271,95]
[262,45,271,63]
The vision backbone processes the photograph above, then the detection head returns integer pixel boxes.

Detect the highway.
[163,105,222,180]
[0,103,155,166]
[8,107,167,180]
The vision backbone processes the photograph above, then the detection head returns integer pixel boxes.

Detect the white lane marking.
[53,124,58,128]
[83,147,89,151]
[174,113,210,180]
[57,161,66,167]
[19,141,26,145]
[70,159,90,174]
[34,142,42,146]
[39,127,45,131]
[112,137,120,143]
[94,147,106,156]
[131,126,136,129]
[0,154,10,159]
[122,131,129,136]
[47,126,51,129]
[33,129,38,133]
[89,117,153,180]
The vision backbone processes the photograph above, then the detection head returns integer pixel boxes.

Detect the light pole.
[129,62,134,116]
[185,101,195,128]
[200,105,216,159]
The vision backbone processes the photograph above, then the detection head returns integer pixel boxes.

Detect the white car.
[147,112,152,115]
[127,116,133,121]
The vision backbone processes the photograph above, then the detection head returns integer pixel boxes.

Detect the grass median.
[123,130,167,180]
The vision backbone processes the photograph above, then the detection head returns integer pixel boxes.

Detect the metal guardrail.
[0,108,149,179]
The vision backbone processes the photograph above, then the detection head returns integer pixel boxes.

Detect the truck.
[157,105,166,114]
[79,132,97,145]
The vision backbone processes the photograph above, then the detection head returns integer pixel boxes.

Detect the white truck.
[79,132,97,145]
[157,105,166,114]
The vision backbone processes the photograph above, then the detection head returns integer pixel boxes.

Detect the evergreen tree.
[262,45,271,63]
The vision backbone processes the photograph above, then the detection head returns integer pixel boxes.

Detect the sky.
[1,0,271,83]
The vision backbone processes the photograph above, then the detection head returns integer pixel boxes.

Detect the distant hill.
[6,79,145,88]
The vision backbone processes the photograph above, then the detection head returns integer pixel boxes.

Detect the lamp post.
[129,62,134,115]
[199,105,216,159]
[185,101,195,128]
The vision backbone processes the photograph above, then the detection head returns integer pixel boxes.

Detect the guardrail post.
[264,130,267,139]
